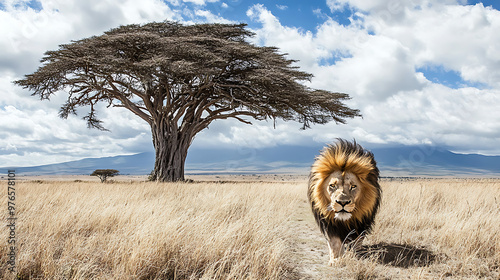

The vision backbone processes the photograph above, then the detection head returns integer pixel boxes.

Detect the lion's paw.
[328,258,341,267]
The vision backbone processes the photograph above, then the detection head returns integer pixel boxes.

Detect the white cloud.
[358,85,500,147]
[182,0,219,6]
[276,5,287,11]
[243,3,500,155]
[0,0,180,75]
[247,5,424,100]
[335,1,500,88]
[326,0,464,14]
[247,4,330,68]
[193,118,317,150]
[313,24,425,101]
[0,78,153,167]
[0,96,153,167]
[377,4,500,88]
[194,9,235,23]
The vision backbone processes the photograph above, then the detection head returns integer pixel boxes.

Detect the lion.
[307,139,381,265]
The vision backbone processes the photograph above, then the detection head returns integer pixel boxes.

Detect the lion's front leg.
[327,235,343,266]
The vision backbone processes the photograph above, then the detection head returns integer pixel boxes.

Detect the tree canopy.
[15,21,360,181]
[91,169,120,183]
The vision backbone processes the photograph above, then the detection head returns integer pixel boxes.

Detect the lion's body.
[307,139,381,265]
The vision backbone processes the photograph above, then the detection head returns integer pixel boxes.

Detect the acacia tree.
[15,21,360,182]
[91,169,120,183]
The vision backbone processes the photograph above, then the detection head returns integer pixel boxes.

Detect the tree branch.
[104,82,152,125]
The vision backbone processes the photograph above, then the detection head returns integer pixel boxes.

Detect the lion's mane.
[307,139,381,243]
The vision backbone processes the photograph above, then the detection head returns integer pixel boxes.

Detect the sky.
[1,0,500,167]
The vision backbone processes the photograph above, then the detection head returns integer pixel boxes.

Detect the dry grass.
[324,178,500,279]
[1,177,499,279]
[0,180,302,280]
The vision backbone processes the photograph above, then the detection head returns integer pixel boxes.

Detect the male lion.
[307,139,381,265]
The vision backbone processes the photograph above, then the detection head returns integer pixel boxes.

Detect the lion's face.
[324,171,362,221]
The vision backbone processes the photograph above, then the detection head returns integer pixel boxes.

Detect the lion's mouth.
[327,204,353,220]
[334,210,352,221]
[326,205,350,214]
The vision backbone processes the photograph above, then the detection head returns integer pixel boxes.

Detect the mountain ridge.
[3,145,500,177]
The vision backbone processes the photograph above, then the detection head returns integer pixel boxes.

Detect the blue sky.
[1,0,500,167]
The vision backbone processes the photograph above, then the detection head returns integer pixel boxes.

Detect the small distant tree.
[91,169,119,183]
[15,21,360,182]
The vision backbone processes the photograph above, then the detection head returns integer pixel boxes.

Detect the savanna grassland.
[0,177,499,279]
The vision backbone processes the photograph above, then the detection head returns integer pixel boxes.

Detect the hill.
[4,145,500,177]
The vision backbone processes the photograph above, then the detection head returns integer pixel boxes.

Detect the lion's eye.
[329,184,336,191]
[350,185,357,190]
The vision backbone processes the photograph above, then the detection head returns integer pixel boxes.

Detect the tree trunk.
[99,175,106,183]
[149,121,192,182]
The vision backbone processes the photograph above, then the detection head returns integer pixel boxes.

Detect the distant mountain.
[7,153,155,175]
[4,145,500,177]
[372,146,500,176]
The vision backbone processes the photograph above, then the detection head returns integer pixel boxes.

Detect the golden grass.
[1,178,499,279]
[324,178,500,279]
[0,180,302,280]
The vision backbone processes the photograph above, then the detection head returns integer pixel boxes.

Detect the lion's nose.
[336,200,351,207]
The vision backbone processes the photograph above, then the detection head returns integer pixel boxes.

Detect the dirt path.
[289,197,442,280]
[290,197,337,279]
